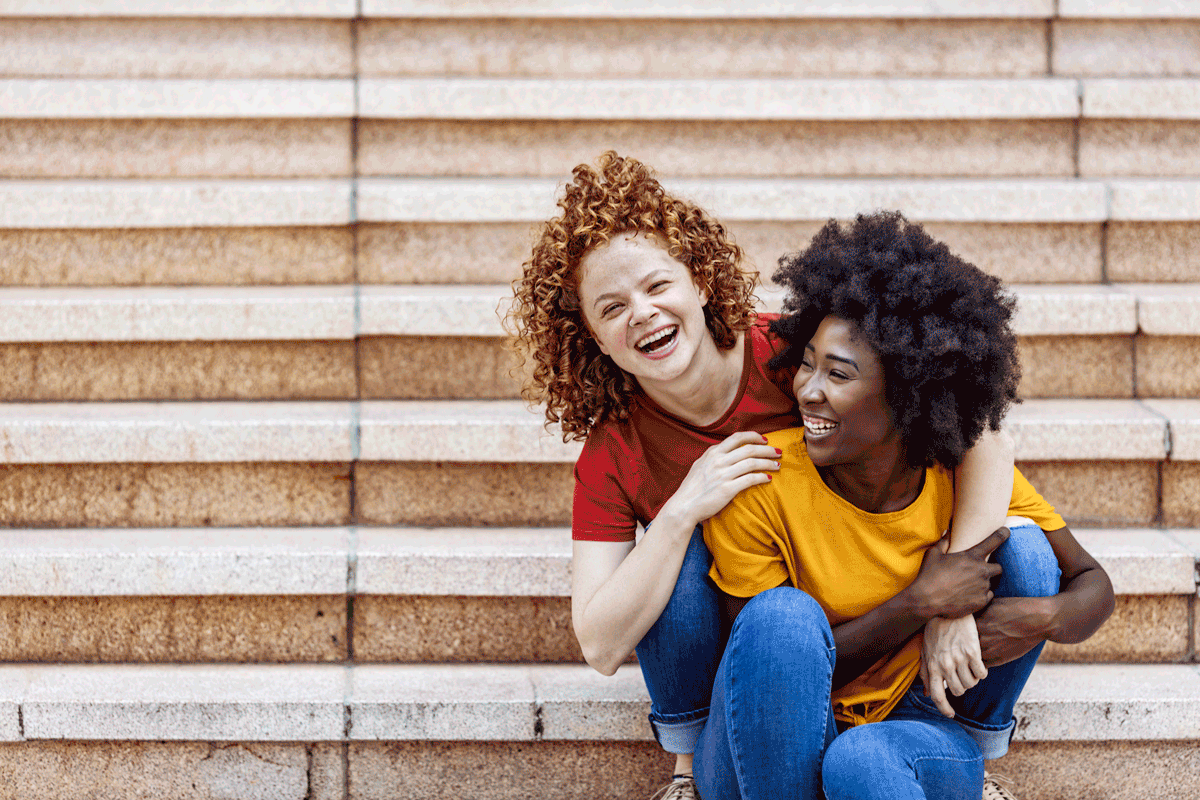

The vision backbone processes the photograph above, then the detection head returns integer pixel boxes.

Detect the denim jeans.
[636,521,1061,798]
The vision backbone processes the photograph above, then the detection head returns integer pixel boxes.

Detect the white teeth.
[803,417,837,433]
[636,326,677,351]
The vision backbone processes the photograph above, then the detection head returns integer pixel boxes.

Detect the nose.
[798,372,825,405]
[628,293,657,326]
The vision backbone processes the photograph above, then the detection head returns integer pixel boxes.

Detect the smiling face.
[577,232,711,387]
[793,315,900,468]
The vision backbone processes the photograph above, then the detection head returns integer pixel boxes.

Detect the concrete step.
[0,661,1192,799]
[5,282,1195,402]
[5,179,1200,285]
[1,525,1191,665]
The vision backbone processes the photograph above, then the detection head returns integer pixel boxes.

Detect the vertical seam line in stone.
[1072,81,1082,179]
[1141,400,1171,525]
[304,744,314,800]
[16,705,23,740]
[1045,15,1055,77]
[531,673,545,740]
[347,525,358,662]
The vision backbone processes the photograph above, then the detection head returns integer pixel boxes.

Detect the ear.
[696,279,709,307]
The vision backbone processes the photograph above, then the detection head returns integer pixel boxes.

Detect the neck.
[638,331,745,427]
[817,440,924,514]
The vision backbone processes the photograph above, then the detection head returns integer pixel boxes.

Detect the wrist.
[649,504,699,544]
[896,586,936,625]
[1039,595,1067,641]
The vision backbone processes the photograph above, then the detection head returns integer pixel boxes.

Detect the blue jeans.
[636,522,1061,798]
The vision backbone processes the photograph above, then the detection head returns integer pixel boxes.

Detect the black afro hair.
[769,211,1021,470]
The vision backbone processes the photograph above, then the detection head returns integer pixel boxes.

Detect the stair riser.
[0,120,351,179]
[0,228,353,286]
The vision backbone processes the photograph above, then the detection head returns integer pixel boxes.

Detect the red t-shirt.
[572,314,802,542]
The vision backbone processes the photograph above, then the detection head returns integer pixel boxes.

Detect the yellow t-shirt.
[703,426,1066,727]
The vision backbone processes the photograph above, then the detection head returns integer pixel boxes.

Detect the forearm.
[573,510,696,675]
[831,591,928,689]
[948,427,1014,552]
[1045,567,1116,644]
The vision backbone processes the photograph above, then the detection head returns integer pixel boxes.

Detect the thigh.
[822,714,983,800]
[635,524,723,716]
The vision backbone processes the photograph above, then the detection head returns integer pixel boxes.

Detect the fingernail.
[775,448,783,455]
[766,474,773,481]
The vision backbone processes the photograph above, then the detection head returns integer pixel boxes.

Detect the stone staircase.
[1,1,1199,798]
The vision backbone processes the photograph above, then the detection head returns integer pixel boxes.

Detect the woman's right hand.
[906,527,1009,620]
[658,431,781,530]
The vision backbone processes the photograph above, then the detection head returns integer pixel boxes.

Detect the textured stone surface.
[0,180,351,229]
[0,527,350,596]
[532,664,652,741]
[1007,400,1167,461]
[20,664,345,741]
[359,119,1074,179]
[354,462,572,527]
[1016,664,1200,741]
[0,119,352,178]
[1081,121,1200,178]
[1165,463,1200,526]
[1017,335,1133,399]
[5,0,354,14]
[0,462,351,528]
[1041,595,1191,664]
[1110,180,1200,222]
[358,401,580,463]
[354,527,570,596]
[0,340,356,401]
[1016,461,1160,527]
[1136,338,1200,400]
[358,18,1046,78]
[0,402,352,464]
[353,596,581,663]
[0,287,356,342]
[1,80,354,119]
[1108,222,1200,283]
[1084,80,1200,119]
[988,740,1200,800]
[357,177,1107,224]
[1010,286,1137,336]
[310,743,346,800]
[1126,284,1200,335]
[0,595,347,663]
[1075,528,1198,595]
[348,664,535,741]
[361,80,1077,121]
[347,741,672,800]
[1060,1,1200,17]
[358,221,1101,285]
[365,0,1052,18]
[0,18,353,78]
[0,227,354,286]
[359,285,507,337]
[0,741,311,800]
[356,222,535,285]
[1144,399,1200,460]
[359,336,522,400]
[1054,20,1200,76]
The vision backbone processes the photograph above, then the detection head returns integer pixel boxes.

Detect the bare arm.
[572,432,780,675]
[975,525,1115,667]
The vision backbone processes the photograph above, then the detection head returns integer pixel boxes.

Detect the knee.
[733,587,834,653]
[994,522,1061,599]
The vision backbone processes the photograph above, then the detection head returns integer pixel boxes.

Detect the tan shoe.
[650,773,700,800]
[983,771,1019,800]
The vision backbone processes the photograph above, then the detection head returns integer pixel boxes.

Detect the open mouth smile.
[635,325,678,354]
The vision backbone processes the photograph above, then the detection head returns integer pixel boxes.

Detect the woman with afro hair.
[700,211,1114,799]
[508,153,1020,799]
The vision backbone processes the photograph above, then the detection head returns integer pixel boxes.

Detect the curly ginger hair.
[507,152,758,441]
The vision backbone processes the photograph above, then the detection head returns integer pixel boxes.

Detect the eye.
[798,357,814,372]
[649,281,669,292]
[830,370,850,381]
[601,303,622,318]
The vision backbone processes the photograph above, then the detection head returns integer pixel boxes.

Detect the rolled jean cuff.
[954,714,1016,760]
[649,710,709,755]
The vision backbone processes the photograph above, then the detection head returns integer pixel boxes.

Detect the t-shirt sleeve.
[703,485,791,598]
[1007,466,1068,532]
[571,442,638,543]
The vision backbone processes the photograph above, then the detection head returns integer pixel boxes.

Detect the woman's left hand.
[920,614,987,718]
[976,596,1055,668]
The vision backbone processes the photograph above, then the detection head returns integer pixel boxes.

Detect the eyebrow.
[804,342,859,370]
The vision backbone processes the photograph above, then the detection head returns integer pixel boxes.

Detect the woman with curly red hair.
[507,152,1016,799]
